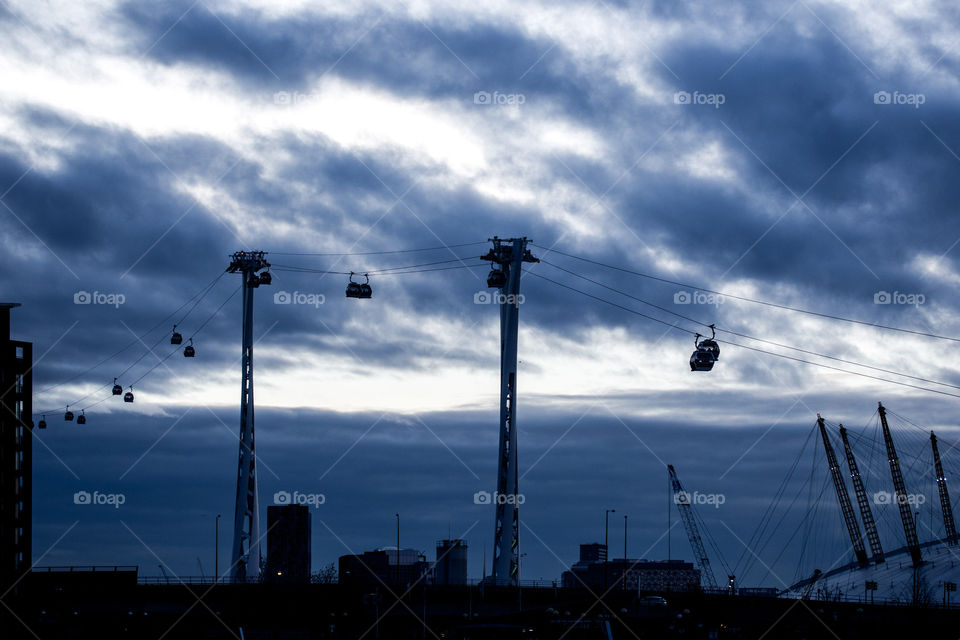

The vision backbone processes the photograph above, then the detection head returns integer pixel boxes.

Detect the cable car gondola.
[38,416,47,429]
[346,273,372,299]
[112,378,123,395]
[171,325,182,345]
[487,267,507,288]
[76,410,86,425]
[257,270,272,286]
[690,331,717,372]
[64,406,74,421]
[124,387,134,403]
[183,338,195,358]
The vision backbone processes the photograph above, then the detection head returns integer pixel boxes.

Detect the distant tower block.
[434,539,468,585]
[0,303,32,595]
[265,505,311,584]
[481,237,538,586]
[226,251,271,581]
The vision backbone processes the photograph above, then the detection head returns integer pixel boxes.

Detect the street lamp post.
[604,509,615,590]
[395,513,400,586]
[623,515,628,590]
[215,514,221,584]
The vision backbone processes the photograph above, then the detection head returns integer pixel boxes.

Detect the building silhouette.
[561,543,700,591]
[0,303,31,595]
[339,548,430,587]
[433,539,468,585]
[265,505,311,584]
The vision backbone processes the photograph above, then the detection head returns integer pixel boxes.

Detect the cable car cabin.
[77,411,86,425]
[183,339,195,357]
[124,388,134,403]
[171,326,183,345]
[698,338,720,361]
[346,274,372,299]
[258,271,272,285]
[64,408,74,421]
[487,268,507,288]
[38,416,47,429]
[112,378,123,395]
[690,348,715,371]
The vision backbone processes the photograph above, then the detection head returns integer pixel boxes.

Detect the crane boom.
[668,464,718,589]
[817,415,869,568]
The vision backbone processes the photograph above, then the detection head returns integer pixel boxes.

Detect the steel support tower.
[878,402,923,567]
[817,415,868,568]
[931,432,958,545]
[227,251,271,581]
[481,237,537,586]
[668,464,718,589]
[839,424,884,563]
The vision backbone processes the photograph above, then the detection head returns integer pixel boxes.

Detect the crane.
[668,464,718,590]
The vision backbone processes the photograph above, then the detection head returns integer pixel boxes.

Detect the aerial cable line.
[271,241,488,256]
[271,257,483,275]
[528,271,960,400]
[35,271,227,396]
[37,284,241,414]
[533,244,960,343]
[539,260,960,392]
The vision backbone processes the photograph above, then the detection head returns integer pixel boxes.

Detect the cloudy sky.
[5,0,960,587]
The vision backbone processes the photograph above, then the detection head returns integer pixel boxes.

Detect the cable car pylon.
[226,250,271,582]
[481,236,538,586]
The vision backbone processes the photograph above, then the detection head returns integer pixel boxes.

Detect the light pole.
[623,515,628,590]
[604,509,615,590]
[215,514,221,584]
[395,513,400,586]
[519,552,527,610]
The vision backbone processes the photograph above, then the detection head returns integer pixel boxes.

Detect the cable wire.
[533,244,960,343]
[528,271,960,400]
[270,241,487,256]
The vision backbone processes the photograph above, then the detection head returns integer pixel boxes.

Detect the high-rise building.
[434,539,468,585]
[0,303,32,595]
[265,505,311,584]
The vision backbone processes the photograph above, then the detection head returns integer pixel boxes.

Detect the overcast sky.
[4,0,960,587]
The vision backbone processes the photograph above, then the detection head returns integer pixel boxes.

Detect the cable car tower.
[481,237,538,586]
[226,250,271,581]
